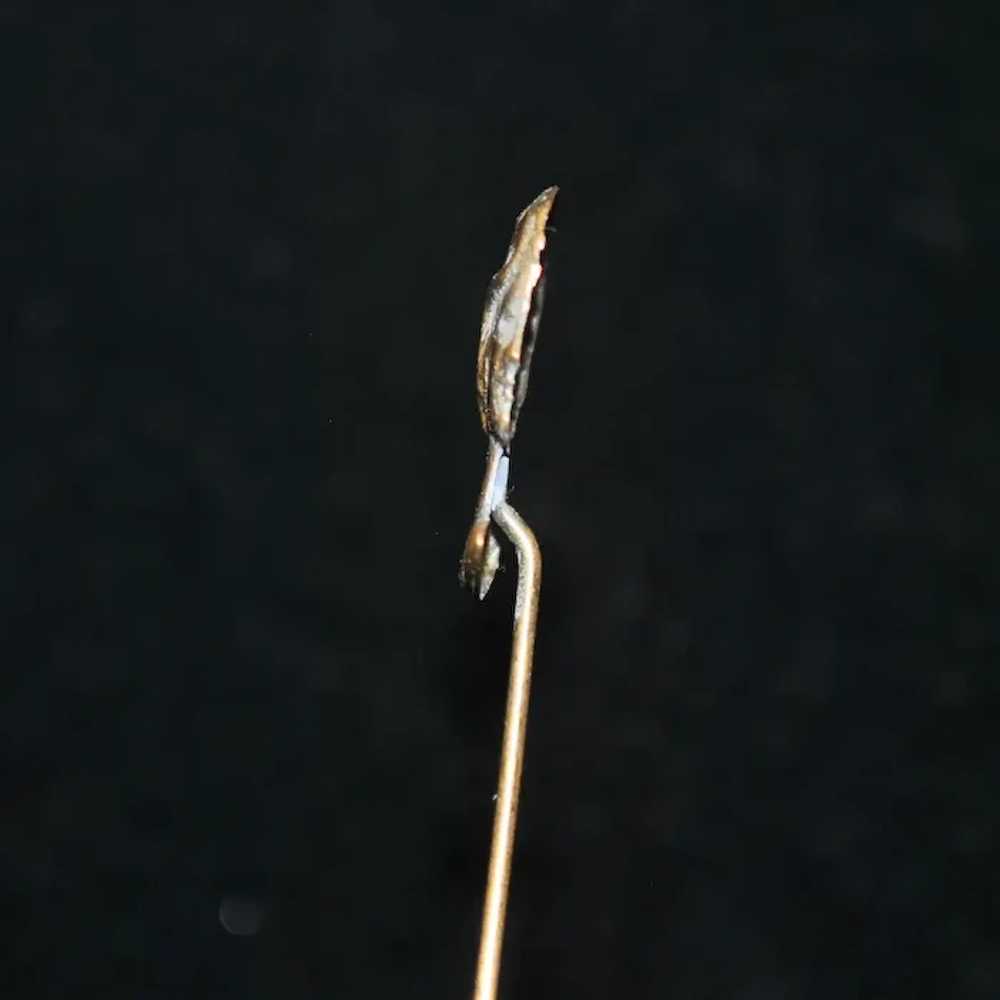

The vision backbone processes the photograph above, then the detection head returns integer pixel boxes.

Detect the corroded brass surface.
[476,186,558,450]
[460,187,556,599]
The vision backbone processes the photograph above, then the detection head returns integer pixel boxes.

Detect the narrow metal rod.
[472,501,542,1000]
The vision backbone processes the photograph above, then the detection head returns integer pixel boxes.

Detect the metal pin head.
[476,186,558,451]
[460,187,557,599]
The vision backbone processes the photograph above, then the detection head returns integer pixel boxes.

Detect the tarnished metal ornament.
[476,185,558,451]
[459,186,557,598]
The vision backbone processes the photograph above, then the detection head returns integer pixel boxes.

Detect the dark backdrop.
[7,4,996,998]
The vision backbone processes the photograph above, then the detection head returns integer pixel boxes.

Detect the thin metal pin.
[459,186,558,1000]
[471,501,540,1000]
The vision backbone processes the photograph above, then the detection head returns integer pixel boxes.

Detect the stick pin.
[458,186,558,1000]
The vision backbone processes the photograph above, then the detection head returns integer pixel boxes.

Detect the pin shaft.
[472,502,541,1000]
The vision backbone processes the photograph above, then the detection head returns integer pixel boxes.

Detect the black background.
[7,4,997,998]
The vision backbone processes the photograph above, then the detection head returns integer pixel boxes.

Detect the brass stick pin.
[459,186,558,1000]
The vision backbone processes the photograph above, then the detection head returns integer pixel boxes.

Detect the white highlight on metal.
[489,454,510,512]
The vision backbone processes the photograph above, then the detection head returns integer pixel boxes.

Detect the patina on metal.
[476,185,557,449]
[459,186,557,599]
